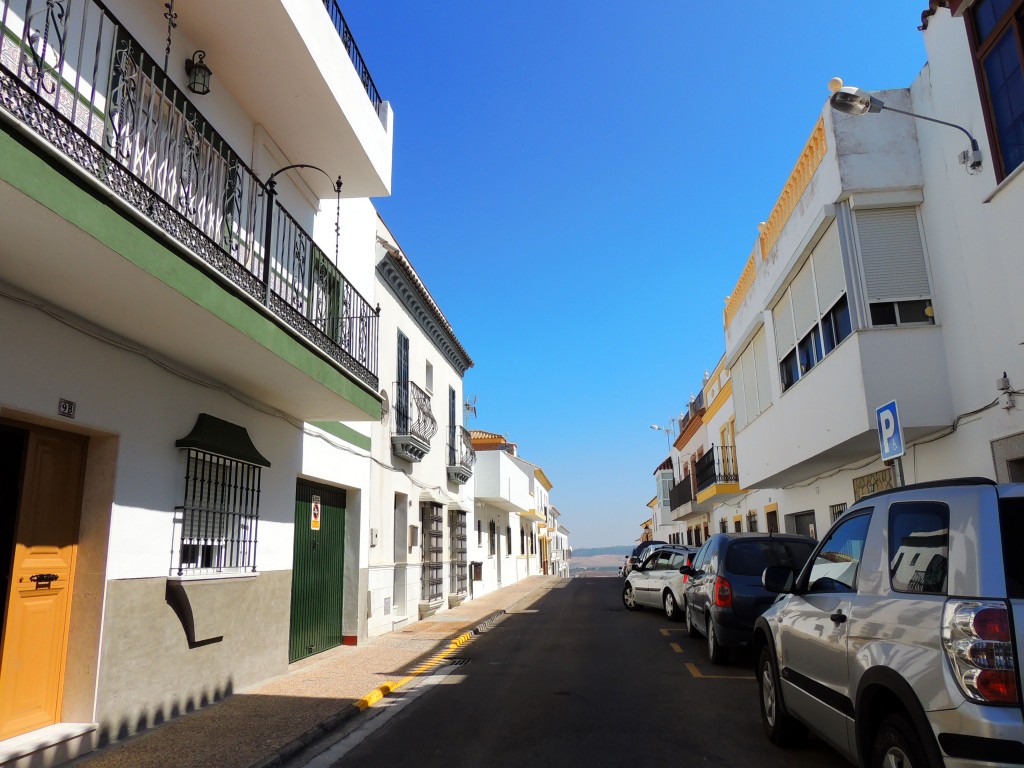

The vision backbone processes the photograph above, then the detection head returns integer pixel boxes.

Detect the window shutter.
[856,208,930,300]
[741,344,759,422]
[773,290,795,360]
[733,353,749,430]
[790,261,817,337]
[753,328,773,413]
[813,220,845,312]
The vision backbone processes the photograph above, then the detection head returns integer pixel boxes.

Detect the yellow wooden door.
[0,426,85,740]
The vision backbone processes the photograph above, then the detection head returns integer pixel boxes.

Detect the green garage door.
[290,480,346,662]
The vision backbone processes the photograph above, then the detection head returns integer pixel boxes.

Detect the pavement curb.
[251,584,548,768]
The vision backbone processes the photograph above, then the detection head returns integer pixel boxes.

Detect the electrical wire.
[0,287,466,504]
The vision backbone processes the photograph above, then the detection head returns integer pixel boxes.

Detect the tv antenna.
[464,395,478,420]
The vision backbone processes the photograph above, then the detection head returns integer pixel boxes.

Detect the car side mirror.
[679,565,694,575]
[762,565,796,594]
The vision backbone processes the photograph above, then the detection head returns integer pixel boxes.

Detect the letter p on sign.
[876,400,904,461]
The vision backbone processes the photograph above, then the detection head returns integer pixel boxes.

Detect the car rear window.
[1000,497,1024,599]
[724,539,814,576]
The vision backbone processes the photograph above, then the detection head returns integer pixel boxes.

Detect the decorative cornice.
[376,241,474,376]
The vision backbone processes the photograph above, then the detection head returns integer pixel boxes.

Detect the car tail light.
[714,576,733,608]
[942,600,1019,705]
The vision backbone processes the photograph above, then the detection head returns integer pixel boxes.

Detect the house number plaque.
[58,398,77,419]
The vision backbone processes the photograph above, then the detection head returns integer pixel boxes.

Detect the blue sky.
[340,2,928,548]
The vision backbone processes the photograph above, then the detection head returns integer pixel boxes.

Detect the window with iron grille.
[477,519,482,545]
[421,504,443,601]
[449,510,467,595]
[488,520,496,556]
[831,502,848,523]
[747,511,759,532]
[520,527,526,554]
[720,519,728,533]
[506,526,512,555]
[175,450,261,575]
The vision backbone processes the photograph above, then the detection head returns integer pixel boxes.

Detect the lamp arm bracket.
[881,105,980,150]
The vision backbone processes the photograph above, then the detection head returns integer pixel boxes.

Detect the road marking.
[660,627,688,635]
[685,662,754,680]
[670,642,683,654]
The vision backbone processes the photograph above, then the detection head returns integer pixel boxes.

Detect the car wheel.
[758,646,806,747]
[622,583,641,611]
[707,615,728,664]
[871,713,928,768]
[685,600,699,637]
[664,591,680,621]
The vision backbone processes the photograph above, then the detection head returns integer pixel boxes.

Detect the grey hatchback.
[681,533,815,664]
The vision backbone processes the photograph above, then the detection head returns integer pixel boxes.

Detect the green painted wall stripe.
[0,123,381,420]
[310,421,372,451]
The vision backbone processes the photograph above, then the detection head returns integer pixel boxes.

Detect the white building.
[370,219,475,633]
[0,0,393,762]
[716,3,1024,537]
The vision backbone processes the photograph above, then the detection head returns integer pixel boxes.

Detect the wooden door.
[0,425,86,739]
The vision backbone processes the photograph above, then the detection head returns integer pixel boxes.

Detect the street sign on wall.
[876,400,905,461]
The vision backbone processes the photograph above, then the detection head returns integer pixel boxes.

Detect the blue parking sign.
[876,400,904,460]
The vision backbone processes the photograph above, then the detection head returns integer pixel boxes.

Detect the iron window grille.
[506,526,512,556]
[747,511,759,532]
[421,504,443,602]
[449,510,467,595]
[831,502,848,523]
[174,449,260,575]
[488,520,496,557]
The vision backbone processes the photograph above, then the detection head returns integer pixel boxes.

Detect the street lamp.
[650,423,673,449]
[828,77,982,172]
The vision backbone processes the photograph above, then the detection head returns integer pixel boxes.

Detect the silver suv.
[753,478,1024,768]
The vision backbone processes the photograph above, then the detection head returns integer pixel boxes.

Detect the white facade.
[367,221,475,635]
[0,0,395,761]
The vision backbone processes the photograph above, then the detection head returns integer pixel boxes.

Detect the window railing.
[174,449,261,576]
[321,0,382,113]
[0,0,378,388]
[695,445,739,492]
[394,380,437,443]
[447,425,476,471]
[669,476,694,510]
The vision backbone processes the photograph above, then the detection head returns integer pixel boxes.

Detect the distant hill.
[572,546,631,558]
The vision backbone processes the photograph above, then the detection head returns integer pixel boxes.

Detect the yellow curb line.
[670,642,683,654]
[685,662,755,680]
[353,631,477,711]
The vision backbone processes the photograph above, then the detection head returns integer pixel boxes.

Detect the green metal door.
[289,480,346,662]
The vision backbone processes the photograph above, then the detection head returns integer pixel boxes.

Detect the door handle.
[830,609,847,624]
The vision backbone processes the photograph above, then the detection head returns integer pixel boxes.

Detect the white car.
[622,545,696,619]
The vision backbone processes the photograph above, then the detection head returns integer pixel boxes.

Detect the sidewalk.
[70,577,557,768]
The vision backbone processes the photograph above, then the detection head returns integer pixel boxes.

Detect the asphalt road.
[301,578,842,768]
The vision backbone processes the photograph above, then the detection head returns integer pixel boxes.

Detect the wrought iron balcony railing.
[321,0,382,113]
[391,380,436,462]
[669,476,694,510]
[695,445,739,493]
[0,0,378,388]
[446,425,475,485]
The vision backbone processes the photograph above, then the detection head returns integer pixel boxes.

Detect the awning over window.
[175,413,271,467]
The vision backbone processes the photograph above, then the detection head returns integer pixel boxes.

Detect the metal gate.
[289,480,346,663]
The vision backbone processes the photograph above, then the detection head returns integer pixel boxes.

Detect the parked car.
[754,477,1024,768]
[622,545,696,613]
[682,533,815,664]
[622,540,667,576]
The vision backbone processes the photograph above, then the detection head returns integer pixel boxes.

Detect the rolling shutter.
[813,220,845,311]
[773,290,795,361]
[753,328,773,413]
[856,208,930,300]
[790,261,817,337]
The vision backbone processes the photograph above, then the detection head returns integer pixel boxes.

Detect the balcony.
[392,380,436,462]
[669,477,694,513]
[446,425,476,485]
[172,0,393,198]
[736,327,952,488]
[695,446,742,503]
[0,0,380,420]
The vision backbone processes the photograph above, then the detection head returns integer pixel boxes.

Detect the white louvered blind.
[813,221,845,311]
[741,344,759,426]
[773,290,795,360]
[753,328,772,413]
[733,352,749,430]
[790,260,817,337]
[856,208,930,300]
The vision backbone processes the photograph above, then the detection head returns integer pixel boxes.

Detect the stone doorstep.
[0,723,96,768]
